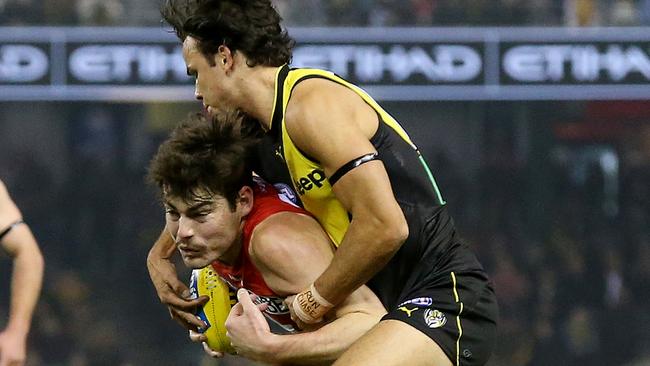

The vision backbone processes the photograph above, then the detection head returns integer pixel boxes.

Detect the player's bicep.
[249,212,334,296]
[284,81,378,178]
[284,83,399,217]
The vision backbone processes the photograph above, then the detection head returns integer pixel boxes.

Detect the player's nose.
[176,217,194,239]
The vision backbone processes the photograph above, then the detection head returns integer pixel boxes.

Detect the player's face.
[182,36,235,117]
[164,187,252,268]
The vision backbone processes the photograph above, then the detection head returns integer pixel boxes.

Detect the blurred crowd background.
[1,1,650,366]
[0,0,649,26]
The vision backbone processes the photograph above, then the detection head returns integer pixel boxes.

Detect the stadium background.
[1,0,649,365]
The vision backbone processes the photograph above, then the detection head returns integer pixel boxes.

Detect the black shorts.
[382,269,498,366]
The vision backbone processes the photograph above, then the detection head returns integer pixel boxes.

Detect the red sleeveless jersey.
[212,178,305,333]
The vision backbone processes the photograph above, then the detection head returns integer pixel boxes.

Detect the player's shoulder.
[248,211,310,264]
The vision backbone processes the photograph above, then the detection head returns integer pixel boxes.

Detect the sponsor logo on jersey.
[398,297,433,308]
[424,309,447,328]
[294,169,327,195]
[398,306,419,317]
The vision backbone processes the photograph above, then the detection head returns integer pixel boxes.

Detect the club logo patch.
[424,309,447,328]
[273,183,300,206]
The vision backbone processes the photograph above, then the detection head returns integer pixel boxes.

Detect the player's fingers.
[236,289,257,311]
[171,307,206,329]
[170,309,194,330]
[202,342,223,358]
[163,291,207,310]
[230,301,244,317]
[286,306,311,330]
[189,329,207,343]
[257,302,268,312]
[284,295,296,308]
[169,279,191,296]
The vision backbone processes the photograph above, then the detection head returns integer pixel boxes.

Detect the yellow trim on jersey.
[272,66,420,246]
[451,272,464,366]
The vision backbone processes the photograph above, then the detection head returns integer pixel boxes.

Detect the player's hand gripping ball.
[190,266,238,354]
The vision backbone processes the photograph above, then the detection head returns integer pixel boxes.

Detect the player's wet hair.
[148,111,262,209]
[161,0,294,67]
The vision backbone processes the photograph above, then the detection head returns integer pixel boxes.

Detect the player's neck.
[219,232,244,266]
[236,65,281,131]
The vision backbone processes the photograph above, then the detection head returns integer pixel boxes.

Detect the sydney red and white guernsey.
[211,177,304,334]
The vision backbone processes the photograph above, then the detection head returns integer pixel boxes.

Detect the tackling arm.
[284,80,409,312]
[227,211,386,364]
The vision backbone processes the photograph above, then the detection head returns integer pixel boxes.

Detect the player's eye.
[166,209,180,221]
[195,212,210,220]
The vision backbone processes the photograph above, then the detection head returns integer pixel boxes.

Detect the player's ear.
[217,45,234,71]
[236,186,253,217]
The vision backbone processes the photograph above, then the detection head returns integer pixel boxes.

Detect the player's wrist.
[292,283,334,324]
[309,283,333,308]
[4,320,30,338]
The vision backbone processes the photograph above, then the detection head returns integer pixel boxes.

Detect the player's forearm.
[315,216,407,305]
[147,228,176,264]
[269,311,383,365]
[8,237,43,335]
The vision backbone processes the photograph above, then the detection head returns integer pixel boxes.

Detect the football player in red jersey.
[0,179,44,366]
[148,112,386,364]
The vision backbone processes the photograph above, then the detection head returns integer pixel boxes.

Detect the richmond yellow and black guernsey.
[265,65,497,366]
[267,65,489,309]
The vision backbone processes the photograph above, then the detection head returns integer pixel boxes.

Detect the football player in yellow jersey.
[0,180,44,366]
[147,1,498,365]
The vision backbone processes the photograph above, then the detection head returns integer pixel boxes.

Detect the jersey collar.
[269,64,290,140]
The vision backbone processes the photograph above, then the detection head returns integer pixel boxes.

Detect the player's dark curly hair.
[161,0,294,67]
[148,111,262,209]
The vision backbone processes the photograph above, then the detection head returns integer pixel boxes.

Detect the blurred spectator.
[576,0,598,26]
[0,0,42,25]
[42,0,78,25]
[275,0,327,26]
[640,0,650,25]
[3,0,648,26]
[76,0,124,25]
[562,306,599,364]
[410,0,436,25]
[326,0,371,26]
[609,0,637,25]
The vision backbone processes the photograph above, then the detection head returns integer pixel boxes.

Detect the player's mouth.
[179,245,201,257]
[204,105,215,118]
